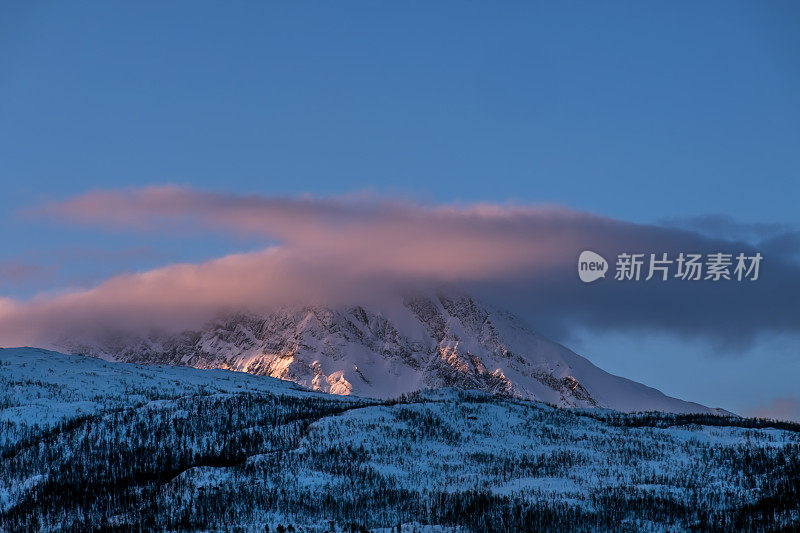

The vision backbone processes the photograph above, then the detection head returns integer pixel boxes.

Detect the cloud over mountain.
[1,186,798,348]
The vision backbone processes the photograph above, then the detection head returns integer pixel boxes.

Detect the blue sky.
[1,2,799,418]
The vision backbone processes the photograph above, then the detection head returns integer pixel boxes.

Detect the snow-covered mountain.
[60,293,725,414]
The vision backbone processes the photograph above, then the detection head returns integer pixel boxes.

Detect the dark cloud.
[659,214,793,243]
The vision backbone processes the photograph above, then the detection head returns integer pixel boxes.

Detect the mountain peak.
[59,292,723,415]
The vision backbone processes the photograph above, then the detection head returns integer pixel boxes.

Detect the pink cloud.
[0,248,350,346]
[3,186,799,348]
[5,187,602,344]
[37,186,631,280]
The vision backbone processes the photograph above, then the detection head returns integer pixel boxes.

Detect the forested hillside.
[1,348,798,532]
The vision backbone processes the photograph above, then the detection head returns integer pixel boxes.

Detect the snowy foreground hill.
[60,293,727,415]
[2,348,799,532]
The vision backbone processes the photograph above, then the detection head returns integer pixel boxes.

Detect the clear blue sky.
[1,2,799,417]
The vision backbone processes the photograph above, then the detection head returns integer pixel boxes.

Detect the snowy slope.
[58,293,726,414]
[1,351,797,531]
[0,347,351,433]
